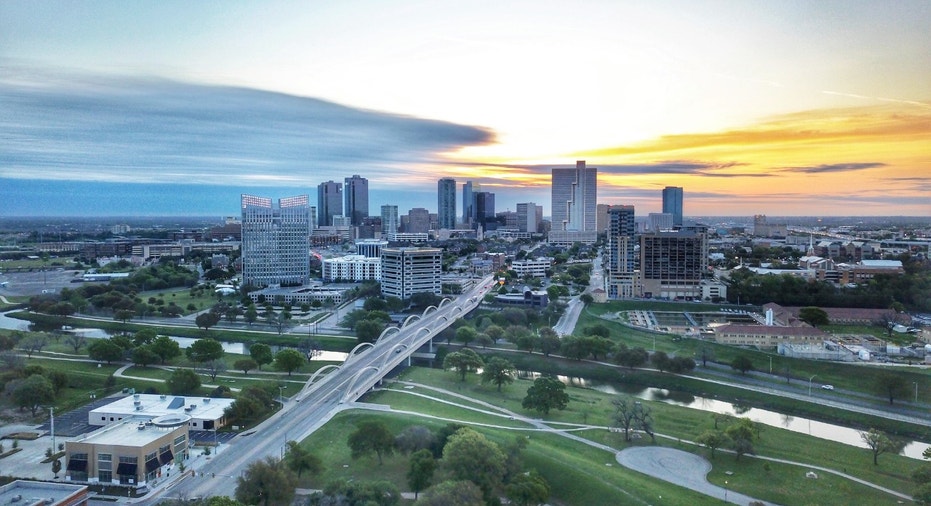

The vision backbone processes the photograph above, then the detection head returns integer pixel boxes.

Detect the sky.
[1,0,929,218]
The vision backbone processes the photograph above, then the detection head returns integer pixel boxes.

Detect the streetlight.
[278,385,285,405]
[808,374,817,397]
[914,382,919,403]
[724,480,728,503]
[49,406,55,455]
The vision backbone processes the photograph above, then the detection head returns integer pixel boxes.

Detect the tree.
[407,449,436,500]
[316,479,400,506]
[88,339,123,364]
[614,345,649,369]
[583,324,610,338]
[730,355,754,375]
[395,425,436,455]
[244,305,258,325]
[348,420,395,465]
[11,374,55,415]
[484,324,505,342]
[537,328,561,357]
[522,375,569,415]
[195,312,222,331]
[151,335,181,364]
[273,349,305,376]
[186,338,224,364]
[355,319,384,343]
[416,480,484,506]
[132,328,157,347]
[131,345,159,368]
[612,397,655,442]
[45,369,68,393]
[166,368,201,395]
[203,359,228,381]
[64,333,87,353]
[875,371,909,405]
[18,334,50,357]
[443,348,484,382]
[114,309,134,324]
[725,418,761,461]
[861,428,904,465]
[234,358,258,375]
[695,430,728,459]
[651,350,671,372]
[235,456,297,506]
[442,428,506,502]
[697,345,715,367]
[481,356,517,392]
[52,458,62,478]
[284,441,322,478]
[455,326,478,347]
[579,293,594,305]
[250,343,273,370]
[505,470,550,506]
[798,306,829,327]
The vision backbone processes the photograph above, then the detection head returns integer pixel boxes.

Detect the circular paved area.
[616,446,778,505]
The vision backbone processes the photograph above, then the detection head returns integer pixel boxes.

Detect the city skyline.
[1,1,929,217]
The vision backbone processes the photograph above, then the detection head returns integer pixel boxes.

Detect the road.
[152,275,495,504]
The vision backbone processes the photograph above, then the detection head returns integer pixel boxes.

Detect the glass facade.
[241,194,311,288]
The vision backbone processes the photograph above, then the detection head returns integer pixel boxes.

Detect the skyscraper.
[381,205,399,235]
[662,186,684,227]
[240,194,310,288]
[516,202,542,233]
[607,205,637,299]
[474,191,495,228]
[344,175,369,226]
[551,160,597,231]
[462,181,480,225]
[317,180,342,227]
[437,178,457,229]
[406,207,431,234]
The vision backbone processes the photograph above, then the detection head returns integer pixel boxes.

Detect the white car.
[821,384,834,391]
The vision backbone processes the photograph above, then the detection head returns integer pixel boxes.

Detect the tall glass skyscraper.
[344,175,369,226]
[317,181,342,227]
[437,177,457,229]
[381,204,399,235]
[662,186,684,226]
[241,194,310,288]
[551,160,597,231]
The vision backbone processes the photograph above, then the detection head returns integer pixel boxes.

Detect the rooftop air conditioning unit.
[159,395,167,400]
[135,406,143,411]
[203,398,210,403]
[134,400,141,406]
[137,423,145,430]
[133,393,140,399]
[189,404,197,410]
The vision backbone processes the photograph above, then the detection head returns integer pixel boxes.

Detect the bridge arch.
[342,365,380,403]
[437,297,452,309]
[402,314,421,328]
[348,342,375,361]
[376,326,401,344]
[381,343,409,369]
[422,305,437,317]
[406,326,433,348]
[303,364,340,393]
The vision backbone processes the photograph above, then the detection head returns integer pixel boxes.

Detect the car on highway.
[821,384,834,390]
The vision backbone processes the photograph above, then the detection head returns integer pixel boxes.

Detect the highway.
[151,275,495,504]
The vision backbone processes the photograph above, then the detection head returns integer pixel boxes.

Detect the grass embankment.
[295,366,919,505]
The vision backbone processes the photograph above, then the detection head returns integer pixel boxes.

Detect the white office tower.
[549,160,597,244]
[241,194,310,288]
[380,247,442,299]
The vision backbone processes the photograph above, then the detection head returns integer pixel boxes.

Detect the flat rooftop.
[0,480,86,506]
[90,394,234,423]
[77,418,184,447]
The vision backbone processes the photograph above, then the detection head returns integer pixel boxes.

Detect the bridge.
[154,274,495,503]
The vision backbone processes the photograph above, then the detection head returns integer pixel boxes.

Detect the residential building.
[607,205,637,298]
[317,181,343,227]
[662,186,684,227]
[381,205,399,235]
[640,228,708,299]
[380,247,442,299]
[406,208,432,234]
[322,255,381,282]
[386,232,430,243]
[240,194,310,288]
[550,160,597,244]
[344,175,369,226]
[647,213,674,231]
[437,178,457,229]
[595,204,611,233]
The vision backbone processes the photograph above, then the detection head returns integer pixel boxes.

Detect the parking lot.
[0,268,85,297]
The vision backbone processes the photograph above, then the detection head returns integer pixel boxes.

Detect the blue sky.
[1,1,929,217]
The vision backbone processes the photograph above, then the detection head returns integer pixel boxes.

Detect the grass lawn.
[294,366,918,505]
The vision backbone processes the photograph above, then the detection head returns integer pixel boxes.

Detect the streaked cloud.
[780,162,886,174]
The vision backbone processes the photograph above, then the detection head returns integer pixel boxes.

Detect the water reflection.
[518,370,930,460]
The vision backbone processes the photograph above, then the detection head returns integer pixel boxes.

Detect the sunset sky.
[1,1,929,217]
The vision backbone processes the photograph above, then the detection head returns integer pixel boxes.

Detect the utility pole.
[809,374,817,397]
[49,406,55,454]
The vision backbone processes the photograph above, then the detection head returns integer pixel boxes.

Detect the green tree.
[284,441,322,478]
[131,345,159,368]
[798,306,830,326]
[348,420,395,465]
[317,479,400,506]
[407,449,436,500]
[114,309,134,324]
[166,368,201,395]
[87,339,123,364]
[730,355,754,375]
[273,349,305,376]
[186,338,224,363]
[244,305,258,325]
[395,425,436,455]
[132,328,157,347]
[151,335,181,364]
[481,356,517,392]
[443,428,506,502]
[52,458,62,478]
[234,358,258,374]
[203,359,228,381]
[537,328,561,357]
[45,369,68,393]
[250,343,273,370]
[455,326,478,347]
[615,345,649,369]
[443,348,484,382]
[522,375,569,415]
[64,333,87,354]
[12,374,55,415]
[725,418,761,461]
[355,319,384,343]
[861,428,905,465]
[505,470,550,506]
[416,480,484,506]
[875,371,909,405]
[695,430,728,459]
[195,311,222,331]
[234,456,297,506]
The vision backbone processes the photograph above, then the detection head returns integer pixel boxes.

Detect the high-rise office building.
[344,175,369,226]
[662,186,684,227]
[462,181,480,225]
[406,207,432,234]
[640,228,708,299]
[381,205,399,235]
[474,191,495,228]
[317,181,343,227]
[437,178,457,229]
[607,205,637,299]
[551,160,597,231]
[516,202,542,233]
[380,247,443,299]
[240,194,311,288]
[648,213,674,232]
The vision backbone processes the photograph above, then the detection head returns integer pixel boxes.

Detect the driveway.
[616,446,778,505]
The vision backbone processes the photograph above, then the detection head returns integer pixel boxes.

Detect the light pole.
[278,385,285,405]
[49,406,55,454]
[914,382,919,403]
[809,374,817,397]
[724,479,728,503]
